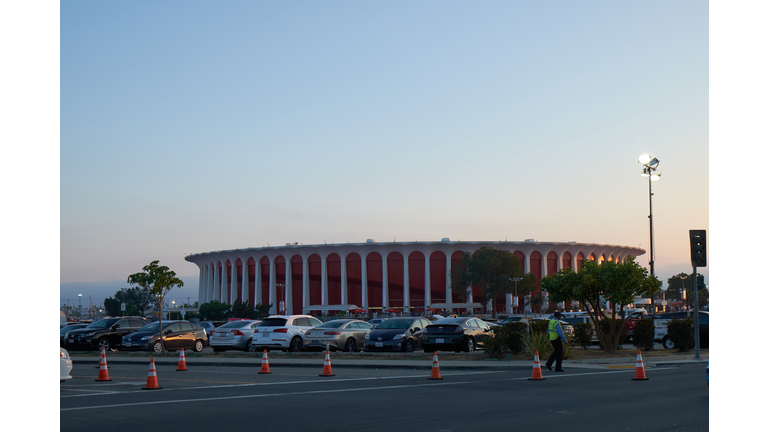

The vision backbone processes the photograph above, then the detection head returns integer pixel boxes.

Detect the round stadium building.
[184,239,645,316]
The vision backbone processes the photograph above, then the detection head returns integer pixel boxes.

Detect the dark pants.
[546,338,563,370]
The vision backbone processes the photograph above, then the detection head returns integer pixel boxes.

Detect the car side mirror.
[164,329,172,335]
[412,327,420,333]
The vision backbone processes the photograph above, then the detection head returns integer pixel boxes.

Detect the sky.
[55,1,712,307]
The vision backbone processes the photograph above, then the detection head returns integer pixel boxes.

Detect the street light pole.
[638,154,661,313]
[508,277,523,314]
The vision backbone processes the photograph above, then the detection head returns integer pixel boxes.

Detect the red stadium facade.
[185,239,645,315]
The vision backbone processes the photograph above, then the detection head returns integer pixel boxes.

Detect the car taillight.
[232,330,243,336]
[305,331,311,336]
[273,328,288,333]
[210,330,215,334]
[324,332,340,335]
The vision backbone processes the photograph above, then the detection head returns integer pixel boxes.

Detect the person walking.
[545,311,567,372]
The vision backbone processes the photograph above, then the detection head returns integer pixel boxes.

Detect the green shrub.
[522,331,553,358]
[667,317,694,351]
[631,318,656,351]
[573,323,594,350]
[529,320,549,335]
[484,322,527,357]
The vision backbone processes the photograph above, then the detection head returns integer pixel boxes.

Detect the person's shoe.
[545,364,552,371]
[555,369,566,372]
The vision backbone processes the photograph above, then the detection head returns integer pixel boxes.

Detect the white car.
[249,315,323,352]
[60,347,73,383]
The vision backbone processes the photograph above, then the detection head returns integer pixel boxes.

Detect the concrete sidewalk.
[72,352,708,371]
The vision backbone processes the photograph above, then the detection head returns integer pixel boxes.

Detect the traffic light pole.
[692,266,700,360]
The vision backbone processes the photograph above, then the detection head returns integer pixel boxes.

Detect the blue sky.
[55,1,713,306]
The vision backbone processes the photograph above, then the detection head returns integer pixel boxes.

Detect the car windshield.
[259,318,288,327]
[317,321,345,329]
[60,325,82,333]
[219,321,250,328]
[86,319,117,329]
[137,322,173,332]
[376,320,411,330]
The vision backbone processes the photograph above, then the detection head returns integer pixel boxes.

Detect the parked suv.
[249,315,324,352]
[64,317,150,351]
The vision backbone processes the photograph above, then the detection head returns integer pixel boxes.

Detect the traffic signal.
[689,230,707,267]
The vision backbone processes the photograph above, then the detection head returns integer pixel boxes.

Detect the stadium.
[184,239,645,316]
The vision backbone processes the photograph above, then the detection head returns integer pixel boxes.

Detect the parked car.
[208,320,261,352]
[623,309,649,340]
[120,320,207,353]
[303,319,374,352]
[60,323,88,346]
[363,317,431,353]
[534,317,575,340]
[422,317,494,353]
[561,315,599,343]
[367,318,388,328]
[249,315,324,352]
[497,315,529,325]
[60,347,73,383]
[654,311,709,349]
[197,320,228,339]
[65,317,150,352]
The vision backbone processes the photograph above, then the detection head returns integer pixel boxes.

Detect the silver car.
[303,319,374,352]
[208,320,262,352]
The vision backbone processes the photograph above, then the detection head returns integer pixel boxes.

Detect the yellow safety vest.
[548,319,561,341]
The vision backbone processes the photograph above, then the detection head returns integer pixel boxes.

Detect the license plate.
[375,342,383,347]
[262,333,269,337]
[68,339,74,343]
[218,333,227,337]
[436,339,444,344]
[124,343,131,347]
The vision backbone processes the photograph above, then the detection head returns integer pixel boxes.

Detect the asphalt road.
[61,363,708,432]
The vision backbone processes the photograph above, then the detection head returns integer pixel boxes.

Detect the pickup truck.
[653,311,709,349]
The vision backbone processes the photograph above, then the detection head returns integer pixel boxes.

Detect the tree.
[450,247,537,318]
[660,273,708,310]
[127,260,184,353]
[198,300,231,321]
[541,256,661,352]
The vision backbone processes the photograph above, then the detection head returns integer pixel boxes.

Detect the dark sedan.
[421,317,494,353]
[120,320,207,353]
[363,317,431,353]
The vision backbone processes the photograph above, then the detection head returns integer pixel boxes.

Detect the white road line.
[61,368,676,410]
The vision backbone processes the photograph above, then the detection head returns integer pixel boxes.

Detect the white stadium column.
[321,253,328,306]
[361,254,368,311]
[241,257,250,305]
[403,252,410,309]
[255,258,262,306]
[382,254,389,309]
[207,263,214,303]
[302,257,309,310]
[221,263,228,304]
[285,258,292,315]
[197,264,204,305]
[424,252,431,309]
[213,264,220,302]
[269,257,277,314]
[340,253,348,305]
[230,261,237,304]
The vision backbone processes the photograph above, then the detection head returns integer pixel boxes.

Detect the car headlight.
[393,333,406,340]
[141,335,152,340]
[82,332,94,337]
[364,334,370,340]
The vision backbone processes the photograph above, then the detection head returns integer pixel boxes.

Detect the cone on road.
[142,358,162,390]
[528,351,546,380]
[258,349,271,374]
[631,350,649,380]
[176,348,188,371]
[319,348,335,377]
[95,347,112,381]
[428,351,443,380]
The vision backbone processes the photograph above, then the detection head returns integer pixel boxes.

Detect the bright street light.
[638,154,661,313]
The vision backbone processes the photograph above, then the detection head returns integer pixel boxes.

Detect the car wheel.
[153,341,163,353]
[344,338,357,352]
[247,343,258,353]
[193,339,204,353]
[662,336,675,350]
[242,339,253,352]
[465,337,475,353]
[97,338,115,352]
[289,337,303,352]
[404,340,414,353]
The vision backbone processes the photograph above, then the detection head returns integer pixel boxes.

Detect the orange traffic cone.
[319,348,335,377]
[528,351,546,380]
[95,347,111,382]
[428,351,443,380]
[258,349,271,374]
[176,348,187,371]
[631,350,649,380]
[142,358,162,390]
